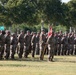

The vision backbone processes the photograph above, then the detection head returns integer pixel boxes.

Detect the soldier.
[18,30,25,58]
[62,33,68,55]
[47,32,55,61]
[68,33,74,55]
[57,32,62,55]
[24,30,31,58]
[36,32,40,55]
[44,33,48,55]
[39,29,46,60]
[30,32,34,53]
[54,32,58,55]
[5,31,11,59]
[74,34,76,55]
[0,30,6,59]
[31,32,37,57]
[11,33,18,59]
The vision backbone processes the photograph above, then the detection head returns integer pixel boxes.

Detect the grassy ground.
[0,55,76,75]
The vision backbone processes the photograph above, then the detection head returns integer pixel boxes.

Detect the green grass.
[0,55,76,75]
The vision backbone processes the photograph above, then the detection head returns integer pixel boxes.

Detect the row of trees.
[0,0,76,28]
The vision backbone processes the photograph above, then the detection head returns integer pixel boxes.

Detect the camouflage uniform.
[57,34,62,55]
[0,31,6,59]
[24,31,31,58]
[74,36,76,55]
[54,33,58,55]
[30,32,34,53]
[47,33,56,61]
[62,34,68,55]
[11,34,18,59]
[68,34,74,55]
[39,30,46,60]
[5,31,11,59]
[35,32,40,55]
[31,32,37,57]
[18,31,24,58]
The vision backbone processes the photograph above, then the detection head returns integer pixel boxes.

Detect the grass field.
[0,55,76,75]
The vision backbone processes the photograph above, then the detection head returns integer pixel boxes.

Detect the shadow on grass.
[0,57,47,62]
[0,56,76,63]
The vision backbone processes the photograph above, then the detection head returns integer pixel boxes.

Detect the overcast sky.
[62,0,71,3]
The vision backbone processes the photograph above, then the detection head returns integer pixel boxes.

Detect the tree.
[67,0,76,27]
[42,0,64,25]
[3,0,40,25]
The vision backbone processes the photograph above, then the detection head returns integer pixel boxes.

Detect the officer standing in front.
[39,29,46,60]
[47,32,56,61]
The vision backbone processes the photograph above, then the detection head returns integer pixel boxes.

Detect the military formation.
[0,30,76,61]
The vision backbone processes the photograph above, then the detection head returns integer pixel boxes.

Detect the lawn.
[0,55,76,75]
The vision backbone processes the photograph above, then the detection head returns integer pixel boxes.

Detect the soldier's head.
[27,30,30,35]
[33,32,36,36]
[41,29,45,34]
[7,31,10,35]
[12,33,16,38]
[21,30,24,34]
[2,30,6,35]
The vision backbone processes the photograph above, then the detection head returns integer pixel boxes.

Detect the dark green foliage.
[0,0,76,28]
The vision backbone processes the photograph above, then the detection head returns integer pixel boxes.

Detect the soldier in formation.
[0,30,76,60]
[24,30,31,58]
[5,31,11,59]
[0,31,6,59]
[11,33,18,59]
[18,30,25,58]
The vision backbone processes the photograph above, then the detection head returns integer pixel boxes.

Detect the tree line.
[0,0,76,28]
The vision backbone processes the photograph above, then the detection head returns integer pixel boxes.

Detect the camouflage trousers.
[18,43,24,58]
[0,45,4,59]
[35,43,40,55]
[62,44,68,55]
[5,44,10,59]
[57,44,62,55]
[74,45,76,55]
[68,44,74,55]
[31,45,36,57]
[48,44,54,61]
[24,45,31,58]
[39,44,46,60]
[11,45,17,59]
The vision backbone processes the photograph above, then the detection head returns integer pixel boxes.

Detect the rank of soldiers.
[0,30,76,61]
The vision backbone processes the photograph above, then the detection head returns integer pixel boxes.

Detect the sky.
[62,0,71,3]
